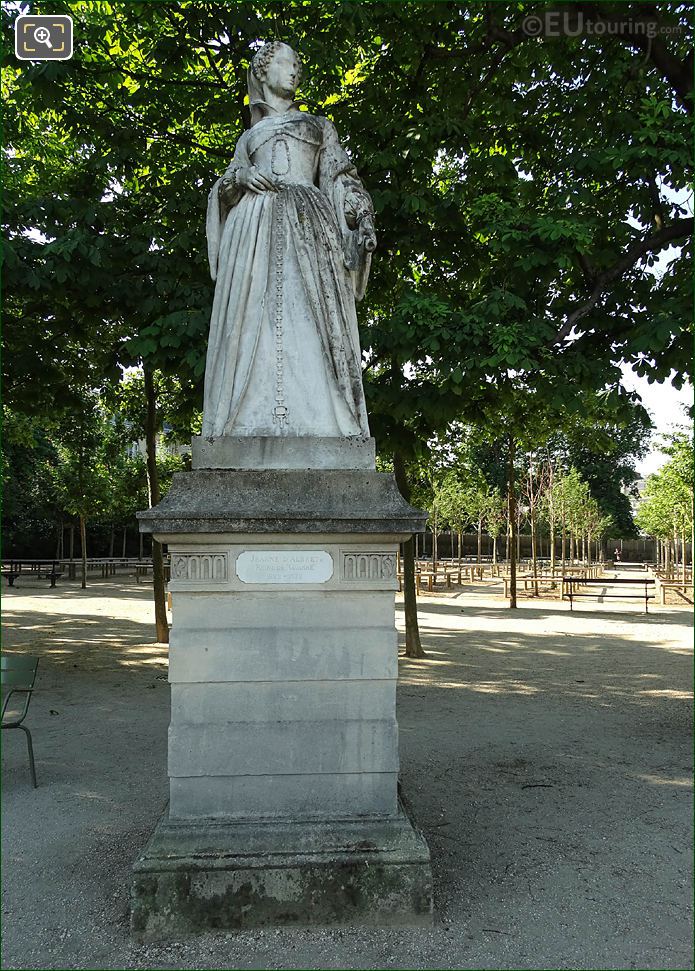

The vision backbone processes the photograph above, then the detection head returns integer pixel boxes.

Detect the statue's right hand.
[238,166,278,195]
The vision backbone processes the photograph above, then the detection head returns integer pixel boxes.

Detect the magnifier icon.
[33,26,53,48]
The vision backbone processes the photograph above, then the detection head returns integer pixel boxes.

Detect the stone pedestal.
[132,437,432,939]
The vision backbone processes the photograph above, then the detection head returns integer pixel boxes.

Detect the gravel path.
[1,575,692,970]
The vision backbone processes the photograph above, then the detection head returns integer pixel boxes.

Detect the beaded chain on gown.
[202,46,375,440]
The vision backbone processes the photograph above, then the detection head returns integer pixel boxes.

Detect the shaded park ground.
[1,574,692,970]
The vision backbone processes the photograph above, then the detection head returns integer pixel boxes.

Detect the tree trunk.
[69,523,75,561]
[457,530,462,566]
[530,504,538,595]
[507,436,517,609]
[432,515,438,574]
[144,366,169,644]
[394,451,425,658]
[477,519,482,564]
[492,535,497,565]
[79,514,87,589]
[109,524,115,558]
[55,522,62,560]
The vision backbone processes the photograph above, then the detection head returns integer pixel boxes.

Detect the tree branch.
[556,218,693,343]
[571,2,693,112]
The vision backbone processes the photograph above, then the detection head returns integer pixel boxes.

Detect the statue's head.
[250,42,302,99]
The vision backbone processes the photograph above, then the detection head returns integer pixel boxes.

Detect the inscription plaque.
[236,550,334,584]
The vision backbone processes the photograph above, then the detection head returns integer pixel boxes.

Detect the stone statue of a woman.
[202,42,377,439]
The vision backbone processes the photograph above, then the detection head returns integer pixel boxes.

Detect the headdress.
[247,42,302,126]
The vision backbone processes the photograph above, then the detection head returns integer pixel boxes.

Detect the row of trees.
[635,432,693,580]
[2,376,187,591]
[426,463,614,569]
[3,2,691,651]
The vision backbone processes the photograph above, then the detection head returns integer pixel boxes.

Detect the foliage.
[2,1,689,598]
[3,1,691,449]
[1,396,186,557]
[635,430,693,540]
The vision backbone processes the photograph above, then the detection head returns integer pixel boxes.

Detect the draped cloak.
[202,108,373,438]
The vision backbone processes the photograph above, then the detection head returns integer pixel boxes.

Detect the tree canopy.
[3,1,690,574]
[4,3,691,420]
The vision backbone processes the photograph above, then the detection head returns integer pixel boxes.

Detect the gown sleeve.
[317,118,375,301]
[206,131,252,281]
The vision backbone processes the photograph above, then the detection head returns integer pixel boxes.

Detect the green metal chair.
[1,654,39,787]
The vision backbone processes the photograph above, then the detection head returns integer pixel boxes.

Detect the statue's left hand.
[358,214,377,253]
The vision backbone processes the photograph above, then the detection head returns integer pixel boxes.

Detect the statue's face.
[264,45,300,98]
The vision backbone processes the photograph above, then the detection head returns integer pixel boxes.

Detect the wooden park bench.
[38,566,63,588]
[135,562,153,582]
[1,654,39,787]
[2,561,63,588]
[1,568,21,587]
[397,572,433,594]
[502,574,548,598]
[562,576,655,614]
[656,579,694,606]
[135,561,171,583]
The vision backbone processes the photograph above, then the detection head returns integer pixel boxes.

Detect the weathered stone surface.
[170,680,395,723]
[168,626,397,683]
[168,719,399,778]
[169,772,398,820]
[136,469,426,536]
[131,808,433,939]
[192,435,376,470]
[171,590,396,633]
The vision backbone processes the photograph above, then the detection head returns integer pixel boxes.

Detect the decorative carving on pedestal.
[170,552,228,582]
[341,551,396,581]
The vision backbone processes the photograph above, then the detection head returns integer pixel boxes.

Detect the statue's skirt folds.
[202,183,369,438]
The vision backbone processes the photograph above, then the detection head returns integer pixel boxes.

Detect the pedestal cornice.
[137,469,426,536]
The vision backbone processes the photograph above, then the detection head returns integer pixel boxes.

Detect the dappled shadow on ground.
[393,594,692,966]
[417,590,691,624]
[396,597,693,711]
[1,586,692,969]
[1,578,167,671]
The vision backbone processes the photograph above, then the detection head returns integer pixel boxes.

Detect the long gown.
[202,107,373,439]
